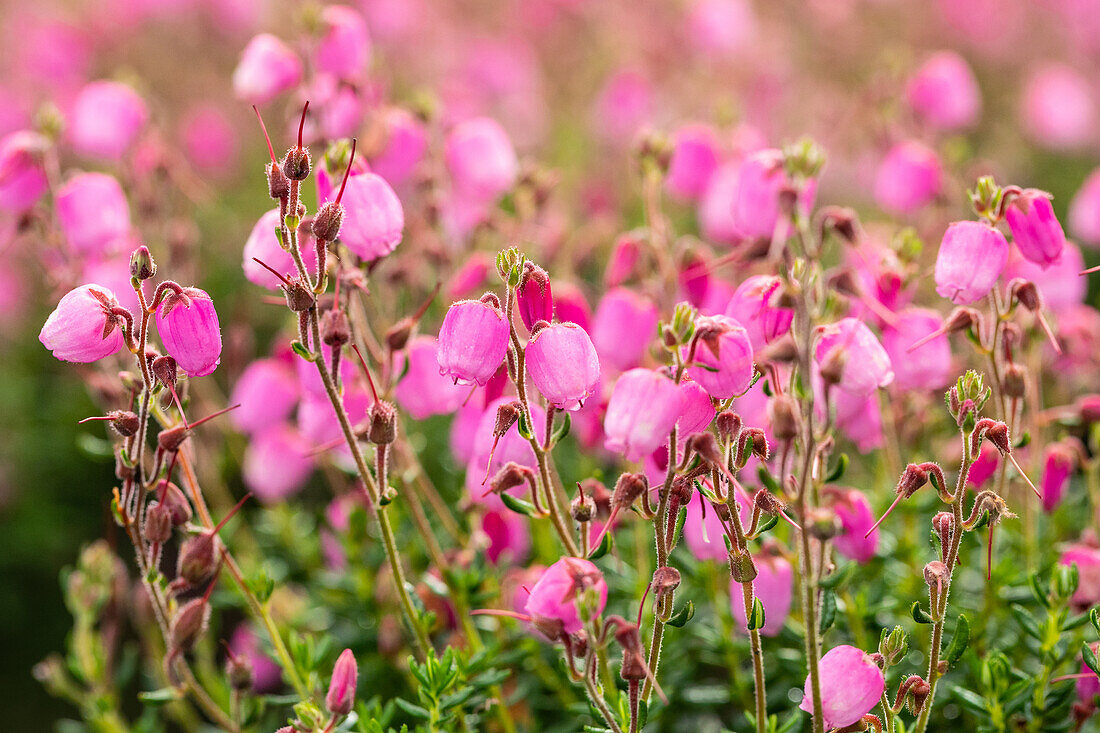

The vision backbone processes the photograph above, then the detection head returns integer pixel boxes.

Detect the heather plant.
[4,2,1100,733]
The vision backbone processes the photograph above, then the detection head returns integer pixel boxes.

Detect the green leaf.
[1009,604,1042,641]
[587,530,613,560]
[138,688,182,705]
[666,600,695,628]
[819,590,836,634]
[747,598,765,630]
[818,563,853,589]
[516,411,533,440]
[550,413,571,446]
[945,614,970,666]
[499,492,538,517]
[757,465,781,493]
[291,340,315,361]
[1028,573,1050,608]
[671,505,687,548]
[1083,643,1100,677]
[825,453,848,483]
[911,602,934,624]
[1090,607,1100,636]
[754,513,779,536]
[393,698,432,720]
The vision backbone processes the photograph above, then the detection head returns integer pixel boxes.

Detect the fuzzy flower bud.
[1005,189,1066,268]
[517,262,553,331]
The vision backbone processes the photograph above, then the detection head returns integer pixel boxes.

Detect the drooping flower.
[1022,64,1095,150]
[666,123,720,201]
[229,358,299,435]
[873,141,941,216]
[881,308,952,392]
[1040,442,1077,513]
[56,172,131,256]
[1005,240,1085,315]
[39,284,126,363]
[155,287,222,377]
[232,34,303,105]
[0,130,48,214]
[590,288,659,372]
[934,221,1008,305]
[604,369,683,460]
[394,336,469,419]
[524,557,608,635]
[685,315,755,399]
[814,318,894,398]
[242,208,319,289]
[1069,168,1100,248]
[445,117,518,202]
[725,274,792,351]
[437,298,510,386]
[368,107,428,189]
[69,80,148,160]
[826,488,878,563]
[336,172,404,261]
[800,645,885,728]
[315,6,371,82]
[482,510,531,565]
[1004,189,1066,268]
[525,322,601,410]
[905,51,981,132]
[733,148,811,240]
[242,425,315,502]
[1060,543,1100,610]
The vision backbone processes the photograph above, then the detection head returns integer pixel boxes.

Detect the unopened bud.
[177,533,218,586]
[932,512,954,545]
[612,473,648,509]
[767,395,800,442]
[923,561,949,588]
[729,549,758,583]
[715,410,742,444]
[283,280,316,312]
[806,506,841,540]
[651,566,681,597]
[879,625,908,665]
[226,653,254,692]
[494,401,522,437]
[897,463,930,498]
[1003,363,1026,399]
[385,318,414,351]
[326,648,358,717]
[516,262,553,332]
[129,245,157,281]
[819,345,847,387]
[320,309,351,347]
[368,402,397,444]
[266,162,290,200]
[490,462,531,494]
[108,410,141,437]
[571,491,595,523]
[170,597,210,652]
[144,502,173,544]
[312,200,344,242]
[152,355,177,390]
[282,147,311,182]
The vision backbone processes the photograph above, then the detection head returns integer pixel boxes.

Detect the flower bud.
[611,473,648,510]
[226,652,254,692]
[266,162,290,200]
[152,355,178,392]
[489,462,532,494]
[651,566,681,598]
[325,648,358,717]
[1005,189,1065,268]
[571,491,595,523]
[312,200,344,242]
[320,309,351,347]
[1003,363,1027,399]
[107,410,141,437]
[729,549,758,583]
[144,502,173,544]
[932,512,954,545]
[715,410,742,444]
[923,560,949,589]
[767,395,800,442]
[177,533,218,586]
[282,147,311,182]
[368,402,397,445]
[806,506,841,540]
[517,262,553,332]
[130,245,157,281]
[170,597,211,652]
[879,625,909,665]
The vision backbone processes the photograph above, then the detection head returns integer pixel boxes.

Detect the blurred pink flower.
[233,34,303,105]
[1022,64,1095,150]
[69,81,148,160]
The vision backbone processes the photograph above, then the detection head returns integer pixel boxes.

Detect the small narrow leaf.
[500,492,538,517]
[945,614,970,666]
[588,530,613,560]
[911,602,934,624]
[747,598,766,630]
[1083,643,1100,677]
[818,563,853,589]
[825,454,849,483]
[666,600,695,628]
[819,590,836,634]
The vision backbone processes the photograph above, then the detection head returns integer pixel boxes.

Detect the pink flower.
[69,81,148,160]
[553,282,593,333]
[1060,543,1100,609]
[242,425,315,502]
[445,117,518,202]
[604,369,683,461]
[180,105,238,176]
[666,124,720,201]
[800,645,885,728]
[1069,168,1100,248]
[394,336,469,419]
[242,208,319,289]
[725,275,793,351]
[685,0,757,57]
[967,441,1000,488]
[733,149,815,240]
[814,318,894,397]
[686,315,755,399]
[56,173,131,256]
[881,308,953,392]
[1040,442,1077,513]
[325,648,358,716]
[482,510,530,565]
[437,298,510,386]
[525,323,600,410]
[232,34,303,105]
[39,284,126,363]
[905,51,981,132]
[154,287,222,377]
[1022,64,1095,150]
[517,265,553,331]
[0,130,48,214]
[1077,642,1100,707]
[698,162,744,245]
[934,221,1008,305]
[230,358,299,435]
[315,6,371,82]
[827,488,878,563]
[1004,241,1085,315]
[590,288,659,372]
[228,625,282,693]
[873,141,941,216]
[731,551,792,637]
[1005,189,1066,268]
[833,389,883,453]
[525,557,608,635]
[591,69,652,144]
[337,172,404,260]
[369,108,428,189]
[683,489,747,561]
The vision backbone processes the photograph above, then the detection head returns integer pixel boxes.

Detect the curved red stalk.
[412,282,442,323]
[865,492,905,538]
[1080,264,1100,276]
[906,325,949,353]
[636,581,653,628]
[251,257,292,288]
[187,403,241,430]
[296,101,310,150]
[470,608,532,623]
[333,138,357,207]
[157,449,181,503]
[350,345,380,403]
[587,505,621,553]
[252,105,277,165]
[78,415,115,423]
[213,492,253,534]
[1007,453,1041,499]
[480,435,502,486]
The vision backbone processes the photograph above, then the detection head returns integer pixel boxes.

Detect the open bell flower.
[604,368,683,461]
[40,284,126,363]
[524,557,608,635]
[56,172,131,256]
[437,298,510,386]
[336,171,405,261]
[155,287,222,377]
[1004,189,1066,268]
[800,645,885,728]
[685,314,755,399]
[814,318,894,398]
[525,322,601,410]
[69,80,148,160]
[232,33,303,105]
[934,221,1008,305]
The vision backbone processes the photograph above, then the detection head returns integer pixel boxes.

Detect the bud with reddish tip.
[934,221,1008,305]
[155,288,222,377]
[801,645,886,728]
[130,245,156,281]
[525,322,600,410]
[170,596,212,652]
[604,369,683,461]
[517,262,553,331]
[1005,189,1066,268]
[144,502,173,544]
[325,648,358,717]
[436,297,510,385]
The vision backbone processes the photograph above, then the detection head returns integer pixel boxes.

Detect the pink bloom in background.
[228,625,282,693]
[369,108,428,189]
[685,0,757,57]
[1005,241,1085,315]
[39,284,126,363]
[80,257,141,315]
[242,425,315,502]
[325,648,358,716]
[1069,168,1100,248]
[315,6,371,82]
[482,509,530,565]
[734,149,811,240]
[0,130,48,214]
[814,318,894,397]
[725,275,793,351]
[906,51,981,131]
[833,388,883,453]
[1021,64,1095,150]
[1004,189,1066,268]
[698,162,744,245]
[445,117,518,202]
[394,336,469,419]
[1060,543,1100,609]
[685,315,755,399]
[181,104,238,175]
[605,235,641,288]
[69,81,148,160]
[934,221,1008,304]
[967,440,1000,488]
[1040,442,1077,512]
[666,124,720,201]
[230,358,299,435]
[154,287,222,376]
[524,557,607,634]
[232,34,303,105]
[466,397,543,506]
[56,173,131,256]
[590,288,659,372]
[592,69,652,145]
[553,282,593,333]
[437,299,510,385]
[337,172,404,260]
[682,489,747,562]
[873,141,941,216]
[604,368,683,461]
[242,209,319,289]
[827,488,878,563]
[801,645,885,727]
[882,308,952,391]
[525,323,600,410]
[731,551,792,636]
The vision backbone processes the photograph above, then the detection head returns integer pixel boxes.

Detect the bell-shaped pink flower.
[686,315,755,399]
[826,488,878,563]
[315,6,371,82]
[445,117,518,202]
[1069,168,1100,248]
[0,130,48,214]
[553,282,593,333]
[725,275,792,351]
[1005,189,1066,268]
[1005,241,1085,315]
[684,0,757,58]
[56,172,131,256]
[230,358,299,435]
[437,298,510,386]
[833,389,883,454]
[967,441,1000,488]
[590,287,659,373]
[905,52,981,132]
[525,322,600,410]
[800,645,885,728]
[155,287,222,377]
[242,208,318,289]
[69,80,148,160]
[1060,543,1100,610]
[394,336,469,419]
[874,141,941,216]
[733,149,816,240]
[881,308,952,392]
[517,265,553,331]
[731,551,792,637]
[242,425,315,502]
[181,104,239,176]
[643,378,717,485]
[698,162,744,245]
[232,34,303,105]
[483,509,530,565]
[814,318,894,397]
[591,69,652,145]
[40,284,126,363]
[604,369,683,461]
[524,557,608,635]
[934,221,1008,305]
[369,107,428,189]
[1022,64,1095,150]
[666,123,720,201]
[325,648,358,716]
[1041,442,1077,513]
[337,172,404,261]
